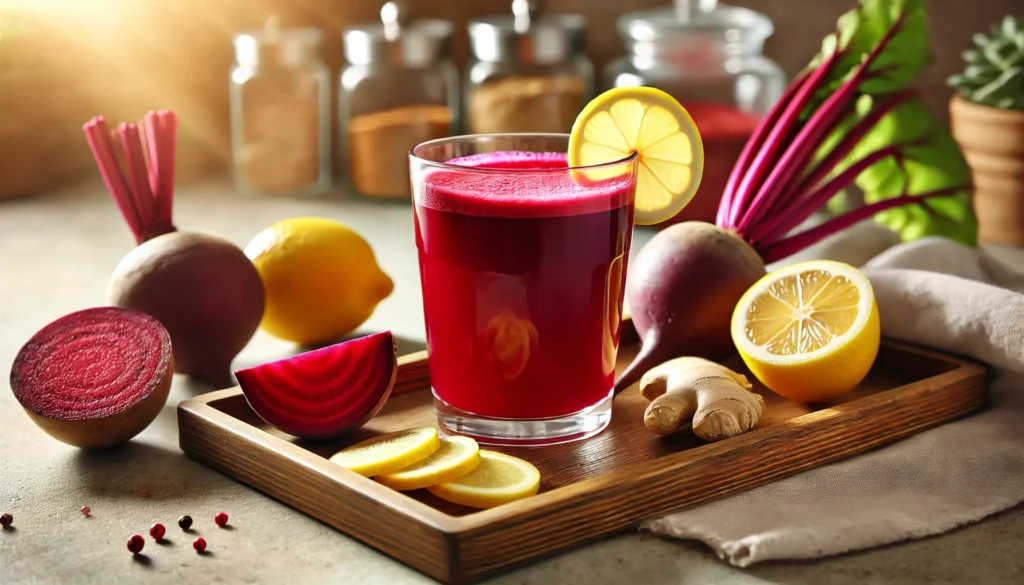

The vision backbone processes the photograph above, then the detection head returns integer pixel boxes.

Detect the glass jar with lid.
[340,1,458,200]
[230,21,332,197]
[604,0,785,224]
[466,0,594,135]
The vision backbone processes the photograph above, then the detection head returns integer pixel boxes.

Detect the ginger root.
[640,357,764,441]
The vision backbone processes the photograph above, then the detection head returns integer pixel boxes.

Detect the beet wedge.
[235,331,397,439]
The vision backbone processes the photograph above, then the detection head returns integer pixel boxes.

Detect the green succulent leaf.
[974,66,1024,103]
[851,98,977,244]
[997,96,1024,109]
[965,64,998,80]
[951,15,1024,109]
[1001,15,1021,38]
[961,49,985,64]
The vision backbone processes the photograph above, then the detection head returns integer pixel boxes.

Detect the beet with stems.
[616,1,974,392]
[10,307,173,448]
[234,331,397,439]
[83,111,264,389]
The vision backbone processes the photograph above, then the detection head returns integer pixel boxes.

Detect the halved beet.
[10,307,174,449]
[234,331,397,439]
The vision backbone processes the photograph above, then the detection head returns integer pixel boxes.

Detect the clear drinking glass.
[410,134,638,446]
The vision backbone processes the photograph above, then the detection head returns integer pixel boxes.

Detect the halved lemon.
[568,86,704,225]
[731,260,881,403]
[426,450,540,509]
[375,436,481,491]
[329,427,440,477]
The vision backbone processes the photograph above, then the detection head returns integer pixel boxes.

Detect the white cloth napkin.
[641,225,1024,566]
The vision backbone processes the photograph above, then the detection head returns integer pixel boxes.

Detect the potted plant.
[949,15,1024,245]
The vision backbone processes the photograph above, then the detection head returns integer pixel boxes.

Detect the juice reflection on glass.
[410,135,638,446]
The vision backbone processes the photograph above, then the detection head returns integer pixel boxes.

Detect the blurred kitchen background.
[0,0,1016,201]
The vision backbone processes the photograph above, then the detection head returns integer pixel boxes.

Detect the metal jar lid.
[469,0,587,64]
[344,1,453,67]
[235,21,325,67]
[618,2,773,54]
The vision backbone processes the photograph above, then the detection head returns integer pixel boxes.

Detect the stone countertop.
[1,181,1022,585]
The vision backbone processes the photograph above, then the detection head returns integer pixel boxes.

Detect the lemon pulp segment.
[744,269,861,355]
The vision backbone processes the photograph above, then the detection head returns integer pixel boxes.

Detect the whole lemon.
[245,218,393,345]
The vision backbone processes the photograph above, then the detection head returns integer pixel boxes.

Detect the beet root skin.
[616,222,765,393]
[107,231,265,389]
[10,307,174,449]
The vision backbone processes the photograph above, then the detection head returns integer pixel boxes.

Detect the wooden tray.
[178,321,987,584]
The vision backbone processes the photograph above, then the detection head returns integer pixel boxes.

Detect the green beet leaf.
[851,98,977,245]
[814,0,931,96]
[725,0,975,260]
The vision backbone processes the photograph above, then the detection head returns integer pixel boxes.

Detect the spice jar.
[604,1,785,225]
[340,1,458,200]
[230,22,331,197]
[466,0,594,135]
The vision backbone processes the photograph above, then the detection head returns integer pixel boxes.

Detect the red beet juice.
[414,151,636,419]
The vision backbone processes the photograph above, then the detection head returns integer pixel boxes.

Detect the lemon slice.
[375,436,481,491]
[329,427,440,477]
[426,450,540,509]
[731,260,881,403]
[568,86,704,226]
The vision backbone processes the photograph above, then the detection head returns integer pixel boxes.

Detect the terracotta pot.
[949,95,1024,245]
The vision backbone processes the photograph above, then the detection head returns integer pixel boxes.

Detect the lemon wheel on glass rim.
[568,86,704,226]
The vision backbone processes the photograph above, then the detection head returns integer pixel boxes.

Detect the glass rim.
[409,133,639,174]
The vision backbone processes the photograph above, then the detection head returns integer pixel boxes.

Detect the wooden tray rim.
[179,339,986,537]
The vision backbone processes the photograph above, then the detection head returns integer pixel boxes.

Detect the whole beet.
[615,222,765,393]
[108,231,265,389]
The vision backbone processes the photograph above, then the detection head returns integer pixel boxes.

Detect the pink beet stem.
[143,111,173,227]
[158,111,178,226]
[755,142,915,246]
[725,52,839,229]
[794,91,915,200]
[143,113,162,200]
[735,61,877,234]
[118,123,158,238]
[734,94,856,235]
[759,185,970,263]
[84,111,179,243]
[746,91,916,244]
[731,13,906,238]
[83,117,144,242]
[716,69,812,227]
[138,118,152,176]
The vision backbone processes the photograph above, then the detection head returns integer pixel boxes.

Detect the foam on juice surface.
[417,151,635,218]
